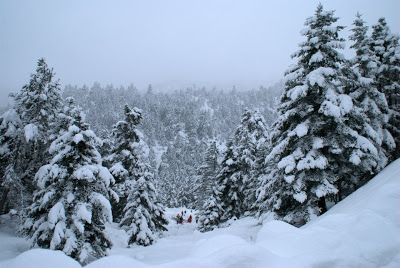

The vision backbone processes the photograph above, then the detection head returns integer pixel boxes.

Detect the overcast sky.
[1,0,399,105]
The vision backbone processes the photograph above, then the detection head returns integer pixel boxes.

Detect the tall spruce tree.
[21,105,116,265]
[111,105,168,246]
[257,5,366,226]
[370,18,399,160]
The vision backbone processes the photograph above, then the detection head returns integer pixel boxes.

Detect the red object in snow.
[188,215,192,223]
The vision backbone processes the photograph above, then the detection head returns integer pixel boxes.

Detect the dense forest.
[62,81,283,208]
[0,4,399,265]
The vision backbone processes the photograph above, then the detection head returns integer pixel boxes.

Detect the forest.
[0,4,399,265]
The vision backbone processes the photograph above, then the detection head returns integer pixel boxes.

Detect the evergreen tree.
[370,18,400,159]
[0,109,22,213]
[199,109,268,231]
[193,139,219,209]
[337,13,393,193]
[257,5,365,226]
[111,105,168,246]
[21,109,116,265]
[3,58,63,210]
[216,109,268,222]
[198,182,224,232]
[108,105,142,221]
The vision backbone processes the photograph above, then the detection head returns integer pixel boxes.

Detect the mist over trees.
[0,3,399,264]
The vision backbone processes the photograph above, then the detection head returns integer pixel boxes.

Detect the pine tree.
[21,109,116,265]
[257,4,363,226]
[111,105,168,246]
[370,18,400,160]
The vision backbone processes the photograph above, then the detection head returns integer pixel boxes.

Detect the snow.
[338,94,353,115]
[1,159,400,267]
[297,151,328,170]
[75,203,92,225]
[309,51,323,63]
[284,175,295,183]
[225,158,234,166]
[293,192,307,203]
[287,84,308,101]
[48,202,66,228]
[0,249,81,268]
[152,146,167,171]
[200,100,214,117]
[0,109,21,137]
[72,133,84,144]
[312,137,324,149]
[307,67,335,87]
[73,166,95,182]
[24,123,39,142]
[294,122,308,137]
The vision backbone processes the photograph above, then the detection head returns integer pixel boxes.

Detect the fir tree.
[21,109,116,265]
[257,4,362,226]
[370,18,399,160]
[337,13,393,193]
[108,105,142,221]
[111,105,168,246]
[198,182,224,232]
[193,139,219,209]
[3,58,63,210]
[0,109,22,213]
[201,109,268,228]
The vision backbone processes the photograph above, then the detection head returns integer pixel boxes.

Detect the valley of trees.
[0,4,399,264]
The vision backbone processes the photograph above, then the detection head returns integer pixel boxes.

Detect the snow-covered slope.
[1,159,399,267]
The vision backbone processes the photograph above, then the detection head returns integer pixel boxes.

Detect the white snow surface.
[24,123,39,142]
[1,159,400,267]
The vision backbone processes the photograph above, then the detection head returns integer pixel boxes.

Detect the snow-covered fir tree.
[2,58,63,211]
[370,18,400,160]
[108,105,143,221]
[193,139,220,209]
[200,109,268,230]
[0,109,22,213]
[49,97,87,143]
[198,182,224,232]
[337,13,394,193]
[256,4,372,226]
[111,105,168,246]
[20,107,116,265]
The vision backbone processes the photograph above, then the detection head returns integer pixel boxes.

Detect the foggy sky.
[1,0,399,106]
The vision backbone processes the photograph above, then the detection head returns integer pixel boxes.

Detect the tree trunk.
[317,196,327,215]
[0,189,9,215]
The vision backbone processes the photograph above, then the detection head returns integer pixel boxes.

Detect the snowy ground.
[1,159,400,267]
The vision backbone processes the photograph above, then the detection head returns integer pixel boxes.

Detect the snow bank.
[0,248,81,268]
[86,255,148,268]
[191,234,248,257]
[256,158,400,267]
